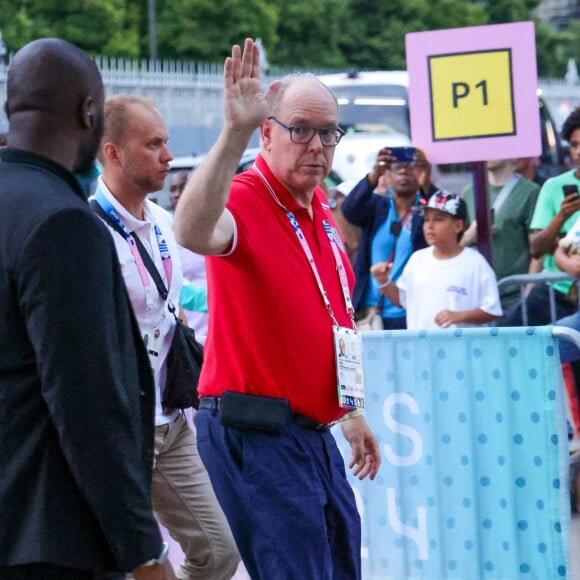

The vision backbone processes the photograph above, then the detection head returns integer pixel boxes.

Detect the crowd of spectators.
[1,33,578,579]
[332,104,580,418]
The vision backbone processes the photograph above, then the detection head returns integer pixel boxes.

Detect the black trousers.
[0,564,124,580]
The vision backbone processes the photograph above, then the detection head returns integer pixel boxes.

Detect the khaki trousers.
[152,414,239,579]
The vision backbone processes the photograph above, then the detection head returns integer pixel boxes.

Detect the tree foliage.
[483,0,541,24]
[267,0,351,68]
[335,0,488,71]
[0,0,575,77]
[0,0,141,56]
[156,0,278,62]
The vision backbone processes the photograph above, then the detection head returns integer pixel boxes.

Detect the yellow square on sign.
[429,50,515,141]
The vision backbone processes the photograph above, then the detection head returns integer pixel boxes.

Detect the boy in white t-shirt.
[371,191,502,329]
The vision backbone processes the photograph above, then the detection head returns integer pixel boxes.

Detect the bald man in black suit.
[0,39,174,579]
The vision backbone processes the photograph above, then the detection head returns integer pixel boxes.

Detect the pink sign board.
[405,22,541,164]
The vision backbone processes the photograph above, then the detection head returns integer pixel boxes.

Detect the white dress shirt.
[96,178,182,425]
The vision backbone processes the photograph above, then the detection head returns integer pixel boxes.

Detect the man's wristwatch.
[143,542,169,566]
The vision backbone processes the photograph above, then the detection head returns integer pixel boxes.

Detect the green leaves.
[156,0,277,61]
[0,0,573,77]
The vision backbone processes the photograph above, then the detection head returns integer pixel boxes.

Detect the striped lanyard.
[253,165,355,329]
[94,187,173,311]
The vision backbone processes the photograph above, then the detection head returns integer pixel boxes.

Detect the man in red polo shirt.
[174,38,381,579]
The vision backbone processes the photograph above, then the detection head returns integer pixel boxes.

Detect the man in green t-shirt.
[462,158,540,308]
[500,106,580,325]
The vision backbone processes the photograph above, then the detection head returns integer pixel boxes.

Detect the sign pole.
[472,161,493,265]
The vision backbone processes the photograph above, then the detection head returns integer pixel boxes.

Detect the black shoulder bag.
[90,199,203,410]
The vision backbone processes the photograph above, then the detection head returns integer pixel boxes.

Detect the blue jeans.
[382,315,407,330]
[196,408,361,580]
[556,311,580,363]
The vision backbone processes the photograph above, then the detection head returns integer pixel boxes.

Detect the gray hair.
[269,73,338,116]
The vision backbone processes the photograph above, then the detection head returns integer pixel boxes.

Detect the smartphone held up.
[563,184,579,199]
[389,147,416,164]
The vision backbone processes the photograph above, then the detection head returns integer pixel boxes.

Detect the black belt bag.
[219,391,291,433]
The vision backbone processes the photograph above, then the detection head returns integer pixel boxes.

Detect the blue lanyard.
[94,187,173,307]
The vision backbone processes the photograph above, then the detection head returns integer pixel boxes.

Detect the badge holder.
[143,328,162,373]
[333,326,366,410]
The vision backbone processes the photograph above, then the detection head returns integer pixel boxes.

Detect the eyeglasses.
[269,117,345,147]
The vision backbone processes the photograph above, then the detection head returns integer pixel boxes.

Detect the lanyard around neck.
[253,164,355,328]
[94,187,173,310]
[388,205,413,265]
[492,173,520,215]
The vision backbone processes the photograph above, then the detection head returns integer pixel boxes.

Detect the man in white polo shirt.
[95,94,239,580]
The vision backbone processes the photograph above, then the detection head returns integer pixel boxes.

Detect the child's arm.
[369,262,402,307]
[434,308,499,328]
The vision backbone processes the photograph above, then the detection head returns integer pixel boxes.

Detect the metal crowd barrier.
[498,272,580,325]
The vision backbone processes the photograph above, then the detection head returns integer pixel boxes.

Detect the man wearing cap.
[341,147,428,329]
[372,191,502,329]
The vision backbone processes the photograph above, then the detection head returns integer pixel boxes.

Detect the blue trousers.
[382,315,406,330]
[196,408,361,580]
[556,311,580,363]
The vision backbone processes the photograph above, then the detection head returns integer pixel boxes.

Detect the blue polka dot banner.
[334,327,571,579]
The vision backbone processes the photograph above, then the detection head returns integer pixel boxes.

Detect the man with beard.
[0,39,172,579]
[96,95,239,580]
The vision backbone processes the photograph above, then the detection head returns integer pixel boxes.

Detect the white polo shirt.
[95,178,182,426]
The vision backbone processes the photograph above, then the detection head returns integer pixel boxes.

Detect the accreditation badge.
[333,326,366,409]
[143,327,162,373]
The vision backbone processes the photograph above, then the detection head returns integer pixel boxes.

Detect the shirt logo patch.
[446,285,467,296]
[330,226,345,252]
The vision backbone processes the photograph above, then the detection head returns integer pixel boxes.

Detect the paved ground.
[163,513,579,579]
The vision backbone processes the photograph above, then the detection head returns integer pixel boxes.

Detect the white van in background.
[318,70,469,192]
[319,70,565,192]
[318,71,413,183]
[149,72,565,209]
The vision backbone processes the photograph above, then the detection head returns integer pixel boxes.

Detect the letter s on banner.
[383,393,423,466]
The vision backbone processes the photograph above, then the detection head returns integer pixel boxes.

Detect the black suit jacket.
[0,149,162,572]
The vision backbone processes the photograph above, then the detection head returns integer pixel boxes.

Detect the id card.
[333,326,365,409]
[143,328,162,372]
